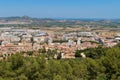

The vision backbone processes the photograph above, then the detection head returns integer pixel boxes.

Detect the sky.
[0,0,120,19]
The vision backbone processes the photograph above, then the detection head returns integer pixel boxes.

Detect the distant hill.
[0,16,120,28]
[0,16,56,25]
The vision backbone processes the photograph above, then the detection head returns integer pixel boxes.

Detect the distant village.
[0,27,120,59]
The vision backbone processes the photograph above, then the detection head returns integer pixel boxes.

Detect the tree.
[26,51,34,56]
[9,53,24,70]
[53,75,63,80]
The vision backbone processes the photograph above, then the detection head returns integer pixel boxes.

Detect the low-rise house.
[33,32,48,43]
[21,33,32,42]
[10,36,20,43]
[115,34,120,42]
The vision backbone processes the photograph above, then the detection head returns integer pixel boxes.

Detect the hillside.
[0,16,120,28]
[0,43,120,80]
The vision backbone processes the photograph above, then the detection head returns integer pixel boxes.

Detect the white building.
[115,34,120,41]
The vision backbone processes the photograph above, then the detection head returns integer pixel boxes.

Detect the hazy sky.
[0,0,120,18]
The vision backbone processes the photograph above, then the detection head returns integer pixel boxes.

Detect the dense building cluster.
[0,27,119,59]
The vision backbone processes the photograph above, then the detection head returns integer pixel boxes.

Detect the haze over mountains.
[0,16,120,29]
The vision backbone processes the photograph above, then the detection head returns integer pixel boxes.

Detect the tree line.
[0,43,120,80]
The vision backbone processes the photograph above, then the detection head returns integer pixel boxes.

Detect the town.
[0,27,120,59]
[1,0,120,79]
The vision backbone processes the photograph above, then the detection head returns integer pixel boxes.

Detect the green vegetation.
[0,43,120,80]
[53,40,68,43]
